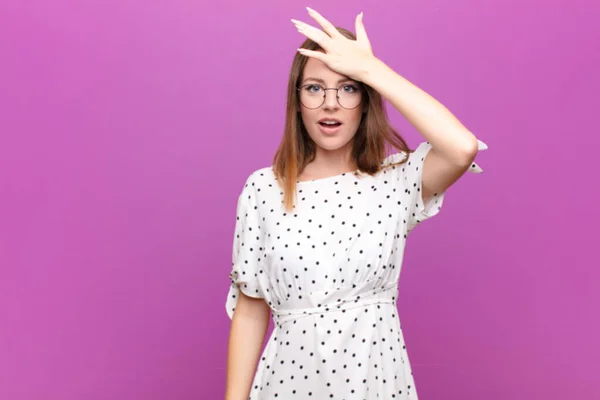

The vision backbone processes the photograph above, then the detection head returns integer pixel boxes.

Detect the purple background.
[1,0,598,399]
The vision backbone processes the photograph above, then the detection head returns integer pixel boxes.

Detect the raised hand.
[292,7,377,82]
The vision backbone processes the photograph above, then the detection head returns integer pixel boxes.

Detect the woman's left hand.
[292,8,378,82]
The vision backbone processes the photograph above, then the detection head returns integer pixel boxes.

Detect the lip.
[318,117,342,124]
[318,122,342,135]
[317,118,343,135]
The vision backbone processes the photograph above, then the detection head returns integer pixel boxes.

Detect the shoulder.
[238,166,279,200]
[243,165,277,187]
[381,142,433,169]
[382,151,409,167]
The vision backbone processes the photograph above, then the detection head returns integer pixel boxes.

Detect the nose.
[322,88,339,110]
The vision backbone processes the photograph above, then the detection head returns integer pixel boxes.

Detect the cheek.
[298,112,318,141]
[300,110,320,136]
[345,110,363,130]
[299,109,316,124]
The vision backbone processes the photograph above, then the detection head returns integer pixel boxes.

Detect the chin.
[313,137,354,152]
[306,124,353,148]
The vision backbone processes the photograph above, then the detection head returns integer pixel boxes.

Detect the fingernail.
[306,6,314,13]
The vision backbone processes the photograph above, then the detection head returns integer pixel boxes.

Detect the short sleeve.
[225,176,266,320]
[405,140,487,234]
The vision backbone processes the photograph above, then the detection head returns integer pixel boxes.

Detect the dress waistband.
[271,280,398,327]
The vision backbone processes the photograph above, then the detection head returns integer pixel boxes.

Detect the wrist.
[358,56,386,86]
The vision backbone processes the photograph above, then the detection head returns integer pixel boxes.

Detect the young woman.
[225,8,487,400]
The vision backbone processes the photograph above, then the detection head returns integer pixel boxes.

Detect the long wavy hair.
[272,27,412,212]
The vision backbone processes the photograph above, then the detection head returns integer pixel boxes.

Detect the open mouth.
[318,119,342,127]
[318,119,343,135]
[319,121,342,127]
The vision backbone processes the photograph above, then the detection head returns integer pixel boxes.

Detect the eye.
[341,84,358,93]
[304,84,323,93]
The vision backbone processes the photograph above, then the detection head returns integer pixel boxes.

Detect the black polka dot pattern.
[226,140,486,399]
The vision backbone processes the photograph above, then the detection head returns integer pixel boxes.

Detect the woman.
[225,8,487,400]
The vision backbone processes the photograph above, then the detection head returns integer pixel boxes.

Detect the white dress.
[226,141,487,399]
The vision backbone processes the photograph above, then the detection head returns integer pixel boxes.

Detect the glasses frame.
[296,83,364,110]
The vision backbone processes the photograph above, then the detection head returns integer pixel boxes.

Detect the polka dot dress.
[226,140,487,399]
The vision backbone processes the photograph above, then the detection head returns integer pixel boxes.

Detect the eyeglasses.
[296,83,363,110]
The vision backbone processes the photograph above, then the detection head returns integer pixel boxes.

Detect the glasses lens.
[337,84,362,109]
[299,84,324,109]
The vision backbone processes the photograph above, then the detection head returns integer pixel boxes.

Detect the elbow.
[431,132,480,167]
[434,136,478,169]
[460,134,479,165]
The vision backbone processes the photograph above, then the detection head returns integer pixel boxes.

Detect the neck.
[311,142,356,174]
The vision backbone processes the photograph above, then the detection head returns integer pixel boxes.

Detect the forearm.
[225,294,271,400]
[360,57,478,162]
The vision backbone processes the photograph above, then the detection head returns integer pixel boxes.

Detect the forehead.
[302,56,351,83]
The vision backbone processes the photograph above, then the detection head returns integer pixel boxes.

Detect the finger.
[355,12,370,44]
[306,7,340,38]
[291,19,332,49]
[297,48,327,62]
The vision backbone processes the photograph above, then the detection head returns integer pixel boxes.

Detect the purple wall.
[1,1,598,399]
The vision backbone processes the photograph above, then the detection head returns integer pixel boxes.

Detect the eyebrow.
[302,77,356,85]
